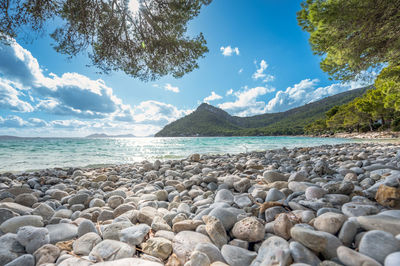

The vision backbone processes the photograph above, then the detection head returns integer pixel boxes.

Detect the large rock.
[289,241,321,266]
[337,246,380,266]
[172,231,212,264]
[0,233,25,265]
[385,252,400,266]
[46,223,78,244]
[221,245,257,266]
[16,226,50,253]
[89,240,135,261]
[33,244,60,265]
[0,215,43,233]
[359,230,400,264]
[250,236,291,266]
[231,217,265,242]
[0,202,32,215]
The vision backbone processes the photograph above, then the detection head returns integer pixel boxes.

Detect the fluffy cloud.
[220,46,240,56]
[132,100,191,125]
[226,89,233,96]
[164,83,180,93]
[0,79,34,112]
[218,86,275,116]
[265,78,369,112]
[238,68,243,74]
[203,91,222,103]
[252,60,275,83]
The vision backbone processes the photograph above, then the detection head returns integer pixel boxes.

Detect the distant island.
[85,133,136,138]
[155,86,368,137]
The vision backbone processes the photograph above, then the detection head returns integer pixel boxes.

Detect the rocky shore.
[1,143,400,266]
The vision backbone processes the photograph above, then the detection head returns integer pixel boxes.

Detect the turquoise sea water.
[0,136,358,172]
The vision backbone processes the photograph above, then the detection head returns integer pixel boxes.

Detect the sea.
[0,136,360,172]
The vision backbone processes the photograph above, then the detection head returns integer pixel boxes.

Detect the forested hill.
[155,86,369,137]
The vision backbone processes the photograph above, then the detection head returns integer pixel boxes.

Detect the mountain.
[155,86,370,137]
[85,133,136,138]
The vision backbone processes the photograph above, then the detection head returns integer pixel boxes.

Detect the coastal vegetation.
[298,0,400,135]
[155,87,367,137]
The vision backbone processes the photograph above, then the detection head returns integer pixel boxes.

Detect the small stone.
[195,243,225,263]
[0,233,25,265]
[337,246,380,266]
[263,171,287,183]
[305,187,326,200]
[385,252,400,266]
[173,220,202,233]
[142,237,173,260]
[78,219,98,237]
[68,193,89,206]
[338,220,358,247]
[251,236,291,266]
[234,194,252,208]
[265,188,285,202]
[290,241,321,266]
[32,203,55,221]
[208,207,242,231]
[375,184,400,208]
[0,215,43,233]
[357,215,400,235]
[231,216,265,242]
[342,202,379,217]
[233,178,250,193]
[203,215,228,248]
[0,208,18,225]
[221,245,257,266]
[0,202,33,215]
[152,216,172,232]
[108,195,124,209]
[273,213,293,240]
[73,232,102,255]
[103,222,132,240]
[46,223,78,244]
[359,230,400,264]
[214,189,234,204]
[91,258,163,265]
[138,207,160,225]
[15,193,38,207]
[33,244,60,265]
[17,226,50,254]
[4,254,35,266]
[119,224,151,246]
[190,251,211,266]
[314,212,347,235]
[89,240,135,261]
[172,231,212,264]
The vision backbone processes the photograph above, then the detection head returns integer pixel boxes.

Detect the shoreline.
[0,142,400,265]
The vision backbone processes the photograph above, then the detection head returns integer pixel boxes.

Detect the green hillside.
[155,86,369,137]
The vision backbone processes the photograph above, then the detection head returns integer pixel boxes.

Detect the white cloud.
[218,86,275,116]
[238,68,243,74]
[128,0,140,16]
[0,79,34,112]
[265,78,370,112]
[203,91,222,103]
[226,89,233,96]
[252,60,268,80]
[220,46,240,56]
[263,74,275,83]
[164,83,180,93]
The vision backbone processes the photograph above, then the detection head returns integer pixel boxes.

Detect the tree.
[375,65,400,111]
[0,0,212,81]
[297,0,400,81]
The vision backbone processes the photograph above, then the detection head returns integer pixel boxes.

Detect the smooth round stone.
[379,210,400,218]
[305,186,325,200]
[359,230,400,264]
[0,208,18,224]
[17,226,50,253]
[232,217,265,242]
[234,194,252,208]
[32,203,55,221]
[0,202,33,215]
[385,252,400,266]
[263,171,287,183]
[221,244,257,266]
[0,233,25,265]
[214,189,234,204]
[15,193,38,207]
[357,215,400,236]
[33,244,60,265]
[195,243,225,263]
[337,246,380,266]
[265,206,287,223]
[324,194,350,205]
[342,203,379,217]
[89,198,105,208]
[252,236,291,266]
[73,232,102,256]
[89,258,163,265]
[265,188,285,202]
[208,207,243,231]
[108,195,124,209]
[46,223,78,244]
[0,215,43,233]
[317,208,342,217]
[103,222,132,240]
[172,231,212,264]
[289,241,321,266]
[53,209,73,219]
[314,212,347,235]
[89,240,134,261]
[338,220,358,247]
[142,237,173,260]
[190,251,210,266]
[4,254,35,266]
[202,216,228,248]
[78,219,98,237]
[68,193,89,206]
[119,224,151,246]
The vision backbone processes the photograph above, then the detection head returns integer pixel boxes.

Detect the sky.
[0,0,369,137]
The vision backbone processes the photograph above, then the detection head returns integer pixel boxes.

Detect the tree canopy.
[0,0,212,81]
[297,0,400,81]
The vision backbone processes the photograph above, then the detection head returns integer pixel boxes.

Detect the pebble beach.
[1,142,400,266]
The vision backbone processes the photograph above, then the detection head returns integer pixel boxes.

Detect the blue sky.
[0,0,368,137]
